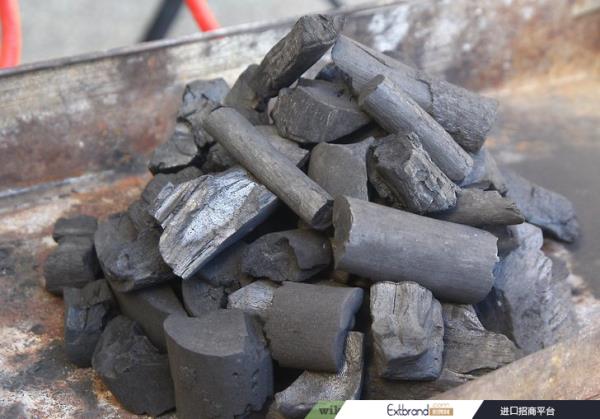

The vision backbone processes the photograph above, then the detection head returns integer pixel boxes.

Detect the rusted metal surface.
[0,0,599,415]
[437,325,600,400]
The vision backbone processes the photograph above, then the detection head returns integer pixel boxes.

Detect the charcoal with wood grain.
[40,13,585,414]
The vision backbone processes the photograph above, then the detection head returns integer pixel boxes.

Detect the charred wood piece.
[265,282,363,373]
[205,107,333,229]
[332,196,497,303]
[148,122,201,174]
[370,281,444,380]
[141,166,203,205]
[308,138,372,200]
[367,133,458,213]
[181,279,226,318]
[92,316,175,416]
[502,169,579,242]
[332,36,498,152]
[149,167,278,279]
[227,280,278,321]
[269,332,364,419]
[272,80,370,144]
[432,189,524,227]
[460,147,507,193]
[223,64,270,125]
[63,279,116,367]
[164,311,273,419]
[358,75,473,182]
[110,282,187,352]
[52,214,97,242]
[94,213,174,292]
[241,229,332,283]
[44,236,100,295]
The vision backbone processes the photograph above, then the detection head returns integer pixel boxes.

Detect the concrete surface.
[19,0,367,64]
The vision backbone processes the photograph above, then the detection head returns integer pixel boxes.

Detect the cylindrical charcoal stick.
[358,75,473,182]
[332,196,497,303]
[205,107,334,229]
[332,35,498,152]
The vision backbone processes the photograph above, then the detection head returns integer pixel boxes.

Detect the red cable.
[185,0,220,32]
[0,0,21,68]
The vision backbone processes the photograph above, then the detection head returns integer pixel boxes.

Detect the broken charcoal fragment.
[148,122,200,174]
[181,278,226,317]
[94,213,174,292]
[149,167,278,279]
[315,62,349,84]
[178,78,230,147]
[126,199,157,232]
[502,169,579,242]
[332,35,498,152]
[52,214,98,242]
[247,14,345,110]
[44,236,100,295]
[367,133,458,213]
[460,147,507,193]
[109,282,186,352]
[268,332,364,419]
[432,189,524,227]
[227,280,278,321]
[224,65,270,125]
[475,223,558,354]
[370,281,444,380]
[332,196,497,304]
[164,310,273,419]
[92,316,175,416]
[265,282,363,372]
[141,166,203,205]
[358,75,473,182]
[63,279,116,367]
[272,79,370,144]
[205,107,333,230]
[441,303,519,374]
[196,241,248,289]
[241,229,332,283]
[308,138,372,200]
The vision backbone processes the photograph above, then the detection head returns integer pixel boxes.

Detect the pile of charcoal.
[43,14,581,418]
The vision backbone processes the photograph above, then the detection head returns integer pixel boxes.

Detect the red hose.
[185,0,220,32]
[0,0,21,68]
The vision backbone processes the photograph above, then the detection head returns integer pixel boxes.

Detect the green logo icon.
[305,401,345,418]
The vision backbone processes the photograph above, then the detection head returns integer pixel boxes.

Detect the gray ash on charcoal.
[42,13,583,415]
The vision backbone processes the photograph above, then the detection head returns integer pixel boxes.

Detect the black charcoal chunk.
[149,167,278,279]
[141,166,203,205]
[148,122,200,174]
[315,62,349,84]
[164,311,273,419]
[110,283,186,352]
[432,189,524,227]
[44,236,100,295]
[269,332,364,418]
[52,214,98,242]
[476,223,566,354]
[63,279,116,367]
[502,169,579,242]
[196,241,248,288]
[370,281,444,380]
[224,65,270,125]
[181,278,226,317]
[265,282,363,372]
[126,199,157,232]
[442,304,518,374]
[227,280,278,321]
[367,133,458,213]
[308,138,372,200]
[272,80,370,144]
[241,229,332,283]
[179,78,230,147]
[544,256,578,345]
[248,14,345,108]
[201,142,238,173]
[94,213,174,292]
[92,316,174,416]
[460,147,507,193]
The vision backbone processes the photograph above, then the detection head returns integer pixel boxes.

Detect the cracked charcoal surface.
[461,147,507,193]
[92,316,175,416]
[367,133,457,213]
[227,280,278,321]
[164,310,273,419]
[181,278,227,317]
[149,167,278,279]
[241,229,332,283]
[52,214,98,242]
[370,281,444,380]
